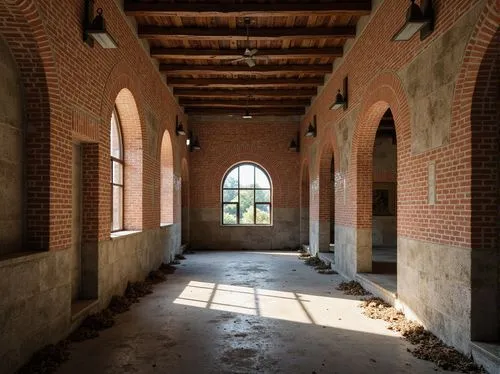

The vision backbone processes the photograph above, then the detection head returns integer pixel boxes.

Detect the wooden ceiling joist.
[173,88,318,98]
[124,2,371,17]
[151,47,343,60]
[161,64,332,75]
[179,98,310,108]
[185,107,305,116]
[167,77,325,88]
[138,25,357,41]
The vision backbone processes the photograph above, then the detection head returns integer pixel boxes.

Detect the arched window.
[110,108,124,232]
[221,163,272,225]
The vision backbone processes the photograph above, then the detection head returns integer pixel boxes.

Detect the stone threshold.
[471,341,500,374]
[355,273,397,305]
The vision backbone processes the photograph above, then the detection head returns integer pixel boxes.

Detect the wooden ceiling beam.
[151,47,343,60]
[173,88,317,98]
[138,25,356,41]
[160,64,332,75]
[125,2,371,17]
[179,98,310,108]
[167,77,324,88]
[185,107,305,116]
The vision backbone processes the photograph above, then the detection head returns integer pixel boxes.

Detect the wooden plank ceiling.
[125,1,372,117]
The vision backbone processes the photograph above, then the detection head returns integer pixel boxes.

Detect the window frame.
[221,162,272,226]
[110,107,124,232]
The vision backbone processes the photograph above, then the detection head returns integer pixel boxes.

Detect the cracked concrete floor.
[59,251,458,374]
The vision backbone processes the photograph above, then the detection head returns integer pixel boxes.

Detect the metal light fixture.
[393,0,434,41]
[305,116,317,138]
[289,132,300,152]
[242,96,253,119]
[175,116,186,136]
[330,76,348,110]
[188,131,200,152]
[190,137,201,151]
[84,0,118,49]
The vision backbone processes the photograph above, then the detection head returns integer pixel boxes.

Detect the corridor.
[60,252,452,374]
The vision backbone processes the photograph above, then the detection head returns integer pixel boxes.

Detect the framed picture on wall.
[373,182,396,216]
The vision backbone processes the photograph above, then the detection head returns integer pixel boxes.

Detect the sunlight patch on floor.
[173,281,395,336]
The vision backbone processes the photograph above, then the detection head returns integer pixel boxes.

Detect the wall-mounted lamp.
[330,76,348,110]
[83,0,118,49]
[242,96,253,119]
[393,0,435,42]
[187,131,201,152]
[175,116,186,136]
[305,115,317,138]
[289,132,300,152]
[242,108,253,119]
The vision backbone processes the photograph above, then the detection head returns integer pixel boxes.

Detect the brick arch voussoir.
[349,72,411,228]
[100,61,146,150]
[1,0,63,248]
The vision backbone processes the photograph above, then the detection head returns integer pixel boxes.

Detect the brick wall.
[189,115,300,250]
[0,0,189,250]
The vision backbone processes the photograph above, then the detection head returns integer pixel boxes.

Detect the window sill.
[220,224,273,227]
[160,223,174,228]
[110,230,141,239]
[0,250,50,268]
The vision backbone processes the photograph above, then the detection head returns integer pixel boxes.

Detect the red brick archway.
[317,133,340,252]
[350,72,411,272]
[0,0,63,250]
[451,0,500,342]
[300,158,310,246]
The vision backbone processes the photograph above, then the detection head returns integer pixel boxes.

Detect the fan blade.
[229,57,247,64]
[244,48,252,56]
[245,57,256,68]
[248,49,258,57]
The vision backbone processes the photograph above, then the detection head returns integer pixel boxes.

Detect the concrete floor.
[59,251,457,374]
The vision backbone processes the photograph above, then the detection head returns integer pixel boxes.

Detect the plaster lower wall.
[398,237,472,353]
[0,225,180,374]
[190,208,298,250]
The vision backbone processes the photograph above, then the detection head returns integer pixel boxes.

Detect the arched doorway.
[470,28,499,342]
[300,161,310,247]
[318,145,335,253]
[181,159,189,245]
[371,109,397,274]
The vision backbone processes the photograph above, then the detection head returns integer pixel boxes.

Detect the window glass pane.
[255,189,270,202]
[110,110,122,160]
[223,189,238,202]
[239,190,254,224]
[256,204,271,224]
[112,185,123,231]
[239,164,255,188]
[112,161,123,185]
[255,168,270,188]
[223,168,239,188]
[223,204,237,224]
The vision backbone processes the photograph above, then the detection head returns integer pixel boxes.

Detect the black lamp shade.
[176,124,186,136]
[393,0,428,41]
[330,90,346,110]
[289,139,298,151]
[87,9,118,48]
[191,138,201,150]
[305,124,316,138]
[242,109,253,119]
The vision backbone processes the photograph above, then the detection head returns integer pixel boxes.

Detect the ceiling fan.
[229,18,259,67]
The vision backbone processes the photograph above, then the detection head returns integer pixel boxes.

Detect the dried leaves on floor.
[336,281,370,296]
[22,259,183,373]
[18,340,70,374]
[361,297,484,373]
[175,254,186,260]
[303,256,324,267]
